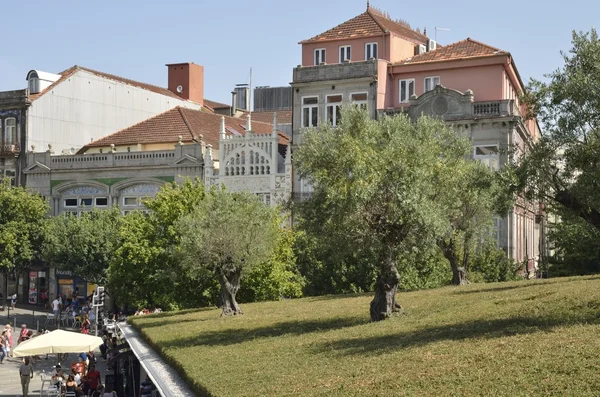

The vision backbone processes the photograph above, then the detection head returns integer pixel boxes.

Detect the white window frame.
[123,196,138,207]
[399,79,415,103]
[339,45,351,63]
[326,94,343,127]
[28,77,39,94]
[5,118,16,143]
[350,92,368,110]
[94,197,108,207]
[314,48,326,65]
[365,42,378,60]
[301,96,319,128]
[473,145,500,170]
[64,198,78,208]
[424,76,440,92]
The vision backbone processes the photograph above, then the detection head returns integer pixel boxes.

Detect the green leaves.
[43,207,121,284]
[0,178,48,272]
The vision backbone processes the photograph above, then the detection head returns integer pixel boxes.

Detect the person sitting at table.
[52,364,66,387]
[65,374,82,397]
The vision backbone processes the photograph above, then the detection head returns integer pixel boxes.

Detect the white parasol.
[13,329,103,357]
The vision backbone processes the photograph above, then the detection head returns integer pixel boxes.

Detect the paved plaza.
[0,305,108,396]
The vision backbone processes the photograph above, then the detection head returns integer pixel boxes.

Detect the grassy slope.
[131,276,600,396]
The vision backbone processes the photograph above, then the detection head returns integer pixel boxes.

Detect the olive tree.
[294,106,473,321]
[177,188,279,315]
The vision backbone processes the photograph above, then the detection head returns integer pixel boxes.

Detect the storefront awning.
[117,323,196,397]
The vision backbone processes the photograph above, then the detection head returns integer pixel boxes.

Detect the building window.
[326,95,342,126]
[28,77,39,94]
[474,145,500,170]
[351,92,368,110]
[4,170,15,186]
[424,76,440,92]
[365,43,378,60]
[314,48,326,65]
[339,45,351,63]
[5,118,16,143]
[399,79,415,103]
[302,97,319,128]
[80,198,93,207]
[64,198,78,207]
[123,197,138,206]
[95,197,108,207]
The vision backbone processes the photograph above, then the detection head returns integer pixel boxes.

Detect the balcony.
[472,100,520,118]
[292,192,313,202]
[293,59,378,84]
[0,144,20,155]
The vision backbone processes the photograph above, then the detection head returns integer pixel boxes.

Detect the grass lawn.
[130,275,600,396]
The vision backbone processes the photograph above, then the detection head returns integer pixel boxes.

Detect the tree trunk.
[369,251,402,322]
[440,239,469,286]
[218,269,243,316]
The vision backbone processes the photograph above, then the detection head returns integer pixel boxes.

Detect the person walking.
[19,357,33,397]
[5,324,13,357]
[0,330,6,364]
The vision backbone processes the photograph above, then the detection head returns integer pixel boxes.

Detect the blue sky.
[1,0,596,105]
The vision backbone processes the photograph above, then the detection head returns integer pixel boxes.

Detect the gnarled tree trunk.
[370,250,402,322]
[440,238,469,286]
[218,269,243,316]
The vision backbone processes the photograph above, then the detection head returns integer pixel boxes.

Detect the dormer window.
[314,49,326,65]
[365,43,378,60]
[27,71,40,94]
[339,46,351,63]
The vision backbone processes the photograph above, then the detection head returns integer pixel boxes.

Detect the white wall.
[27,70,202,153]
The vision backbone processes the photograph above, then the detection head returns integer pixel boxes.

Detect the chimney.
[231,91,237,117]
[166,62,204,106]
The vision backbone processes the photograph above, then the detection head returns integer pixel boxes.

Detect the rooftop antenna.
[435,27,451,42]
[249,66,252,114]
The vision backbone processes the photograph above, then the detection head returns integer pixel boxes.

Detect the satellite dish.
[176,85,183,93]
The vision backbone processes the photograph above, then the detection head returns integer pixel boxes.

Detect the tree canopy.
[43,207,122,285]
[514,29,600,230]
[294,106,479,321]
[177,188,280,315]
[0,178,48,299]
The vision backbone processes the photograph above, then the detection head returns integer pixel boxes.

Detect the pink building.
[291,5,542,272]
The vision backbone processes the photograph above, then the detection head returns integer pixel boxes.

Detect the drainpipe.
[508,122,516,262]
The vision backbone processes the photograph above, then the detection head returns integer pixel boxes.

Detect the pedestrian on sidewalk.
[18,324,28,344]
[5,324,13,357]
[19,357,33,397]
[0,330,6,363]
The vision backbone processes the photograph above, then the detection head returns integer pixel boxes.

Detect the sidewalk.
[0,305,108,396]
[0,345,108,396]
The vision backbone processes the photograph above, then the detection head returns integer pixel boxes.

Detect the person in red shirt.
[18,324,28,344]
[83,363,101,395]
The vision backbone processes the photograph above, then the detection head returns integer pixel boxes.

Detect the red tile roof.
[396,38,506,65]
[301,6,427,44]
[242,110,292,125]
[203,99,231,110]
[79,107,288,153]
[29,65,186,102]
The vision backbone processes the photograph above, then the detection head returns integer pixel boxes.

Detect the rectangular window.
[64,198,77,207]
[326,94,343,126]
[123,197,137,206]
[5,118,16,143]
[365,43,378,60]
[399,79,415,103]
[302,97,319,128]
[424,76,440,92]
[314,48,326,65]
[95,197,108,207]
[474,145,500,170]
[351,92,368,110]
[80,198,92,207]
[339,45,351,63]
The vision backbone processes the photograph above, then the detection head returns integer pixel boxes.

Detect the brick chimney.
[166,62,204,105]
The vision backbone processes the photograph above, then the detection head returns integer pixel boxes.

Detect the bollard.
[13,317,16,329]
[37,320,39,331]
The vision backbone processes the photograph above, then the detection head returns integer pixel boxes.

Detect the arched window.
[27,71,40,94]
[5,118,16,143]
